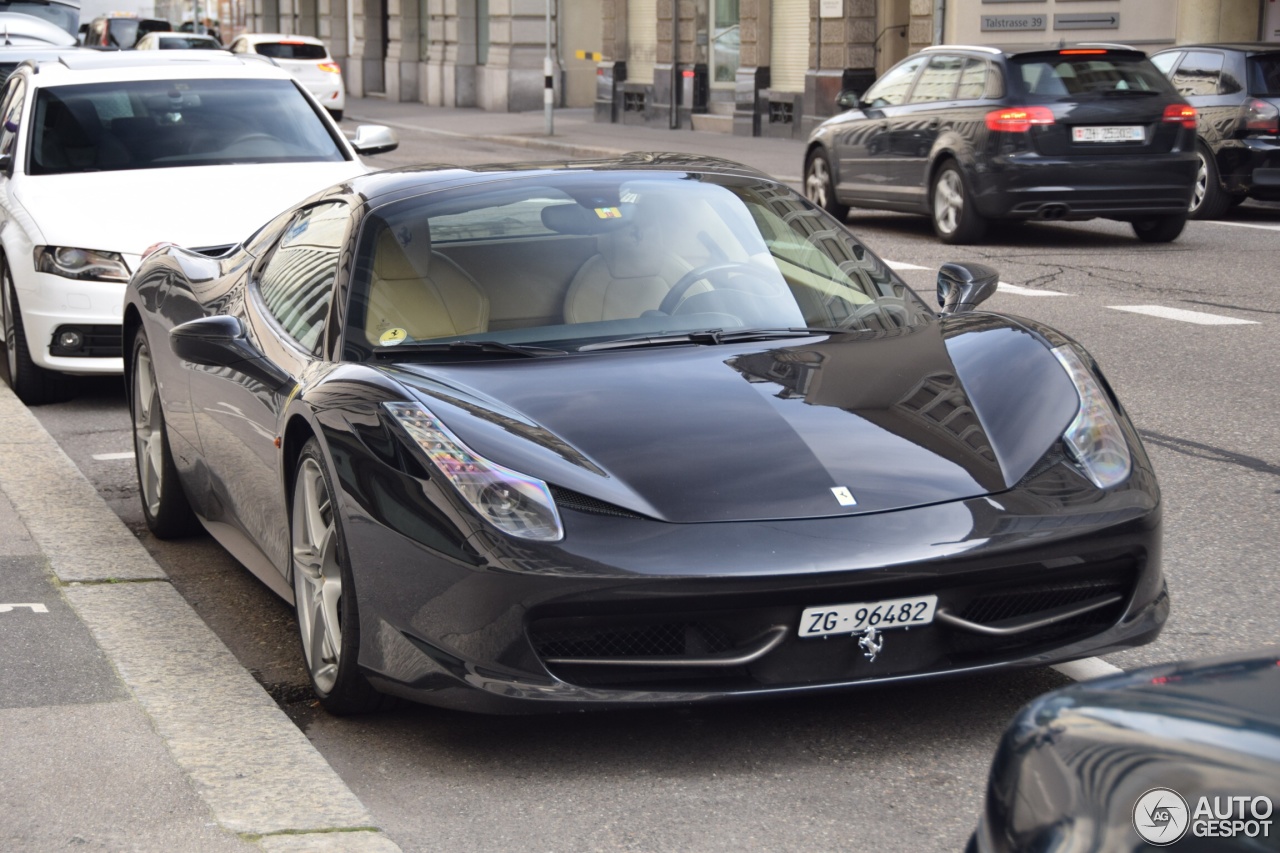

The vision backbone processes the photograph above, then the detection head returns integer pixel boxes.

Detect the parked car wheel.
[327,108,343,122]
[2,261,75,405]
[1189,144,1232,220]
[291,438,389,715]
[1131,214,1187,243]
[931,161,987,244]
[130,328,201,537]
[804,149,849,220]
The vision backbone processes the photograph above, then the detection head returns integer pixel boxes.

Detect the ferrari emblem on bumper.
[858,627,885,662]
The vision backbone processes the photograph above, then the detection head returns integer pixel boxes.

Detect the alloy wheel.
[934,169,964,235]
[292,457,343,695]
[132,343,165,519]
[806,156,832,209]
[1191,151,1209,213]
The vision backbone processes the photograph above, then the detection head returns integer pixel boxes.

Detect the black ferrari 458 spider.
[123,155,1167,714]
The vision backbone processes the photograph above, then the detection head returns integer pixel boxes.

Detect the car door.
[0,75,32,355]
[189,200,349,581]
[887,53,966,207]
[831,54,927,206]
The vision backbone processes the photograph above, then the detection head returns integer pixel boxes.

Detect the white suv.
[0,52,397,403]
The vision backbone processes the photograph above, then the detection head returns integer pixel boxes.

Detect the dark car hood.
[385,316,1079,523]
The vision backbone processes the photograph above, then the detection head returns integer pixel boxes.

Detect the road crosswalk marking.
[92,452,135,461]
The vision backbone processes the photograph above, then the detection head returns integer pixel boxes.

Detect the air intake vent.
[548,485,647,519]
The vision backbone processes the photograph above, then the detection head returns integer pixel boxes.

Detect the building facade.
[246,0,1280,134]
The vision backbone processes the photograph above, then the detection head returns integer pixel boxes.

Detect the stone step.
[690,112,734,134]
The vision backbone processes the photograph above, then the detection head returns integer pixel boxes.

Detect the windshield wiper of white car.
[576,327,834,352]
[374,340,567,359]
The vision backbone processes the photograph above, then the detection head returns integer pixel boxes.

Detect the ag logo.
[1133,787,1190,846]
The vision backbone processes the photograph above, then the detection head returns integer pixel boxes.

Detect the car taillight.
[1240,98,1280,134]
[317,61,341,73]
[984,106,1054,133]
[1162,104,1197,129]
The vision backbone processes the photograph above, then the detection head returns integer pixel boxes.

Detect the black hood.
[386,316,1080,523]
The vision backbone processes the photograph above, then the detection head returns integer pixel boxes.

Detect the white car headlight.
[384,402,564,542]
[35,246,131,282]
[1051,345,1131,489]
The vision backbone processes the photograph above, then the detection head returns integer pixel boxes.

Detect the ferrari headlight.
[35,246,131,282]
[384,402,563,541]
[1051,346,1131,489]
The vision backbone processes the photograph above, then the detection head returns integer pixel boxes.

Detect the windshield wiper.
[576,327,834,352]
[374,340,566,359]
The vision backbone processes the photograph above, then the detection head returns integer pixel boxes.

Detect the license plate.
[1072,125,1145,143]
[799,595,938,638]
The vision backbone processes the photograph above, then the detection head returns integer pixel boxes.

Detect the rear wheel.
[327,108,343,123]
[1189,145,1231,220]
[931,161,987,244]
[1131,214,1187,243]
[291,438,389,715]
[2,261,76,405]
[130,327,200,538]
[804,149,849,220]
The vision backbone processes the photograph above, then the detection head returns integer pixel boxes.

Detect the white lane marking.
[884,260,930,271]
[0,603,49,613]
[93,452,136,461]
[1108,305,1260,325]
[999,281,1069,297]
[1053,657,1123,681]
[1208,220,1280,232]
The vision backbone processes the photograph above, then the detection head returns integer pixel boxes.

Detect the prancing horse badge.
[831,486,857,507]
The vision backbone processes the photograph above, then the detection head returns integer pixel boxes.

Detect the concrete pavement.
[0,100,805,851]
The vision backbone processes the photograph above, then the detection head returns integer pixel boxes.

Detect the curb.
[346,112,631,160]
[0,384,402,853]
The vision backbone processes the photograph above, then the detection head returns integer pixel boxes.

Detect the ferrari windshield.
[346,172,931,356]
[27,79,346,175]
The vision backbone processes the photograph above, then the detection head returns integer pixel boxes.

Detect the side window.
[1151,51,1182,77]
[1172,51,1224,97]
[257,202,348,353]
[0,76,26,159]
[910,55,963,103]
[956,58,988,100]
[863,56,927,108]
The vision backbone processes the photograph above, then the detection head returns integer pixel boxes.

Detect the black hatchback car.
[805,45,1199,244]
[1151,43,1280,219]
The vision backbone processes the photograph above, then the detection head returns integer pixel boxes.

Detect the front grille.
[959,575,1129,625]
[533,621,734,660]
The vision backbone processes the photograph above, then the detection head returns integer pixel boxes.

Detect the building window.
[712,0,739,85]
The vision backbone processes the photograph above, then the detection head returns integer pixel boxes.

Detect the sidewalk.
[341,97,809,184]
[0,383,401,853]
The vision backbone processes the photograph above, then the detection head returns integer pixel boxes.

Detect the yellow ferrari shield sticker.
[379,328,408,345]
[594,207,622,219]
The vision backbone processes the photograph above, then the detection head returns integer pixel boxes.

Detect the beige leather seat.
[364,221,489,344]
[562,201,697,324]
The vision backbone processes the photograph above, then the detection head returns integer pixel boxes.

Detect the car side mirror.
[835,89,861,110]
[170,315,291,389]
[350,124,399,155]
[937,262,999,314]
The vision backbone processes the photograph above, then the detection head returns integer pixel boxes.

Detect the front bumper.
[333,430,1166,713]
[972,152,1196,220]
[14,270,126,375]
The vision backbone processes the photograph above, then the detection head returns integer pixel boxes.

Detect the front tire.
[130,328,200,537]
[931,161,987,244]
[1131,214,1187,243]
[291,438,388,715]
[2,262,76,405]
[804,148,849,220]
[1189,144,1231,220]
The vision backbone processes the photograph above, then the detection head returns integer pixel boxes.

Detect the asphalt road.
[26,126,1280,852]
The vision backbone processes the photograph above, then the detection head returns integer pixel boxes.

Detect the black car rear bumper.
[973,153,1196,220]
[1216,136,1280,199]
[340,452,1166,713]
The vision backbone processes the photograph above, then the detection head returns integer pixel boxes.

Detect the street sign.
[820,0,842,19]
[1055,12,1120,29]
[981,14,1047,32]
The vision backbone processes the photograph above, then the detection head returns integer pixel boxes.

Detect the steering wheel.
[659,262,777,316]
